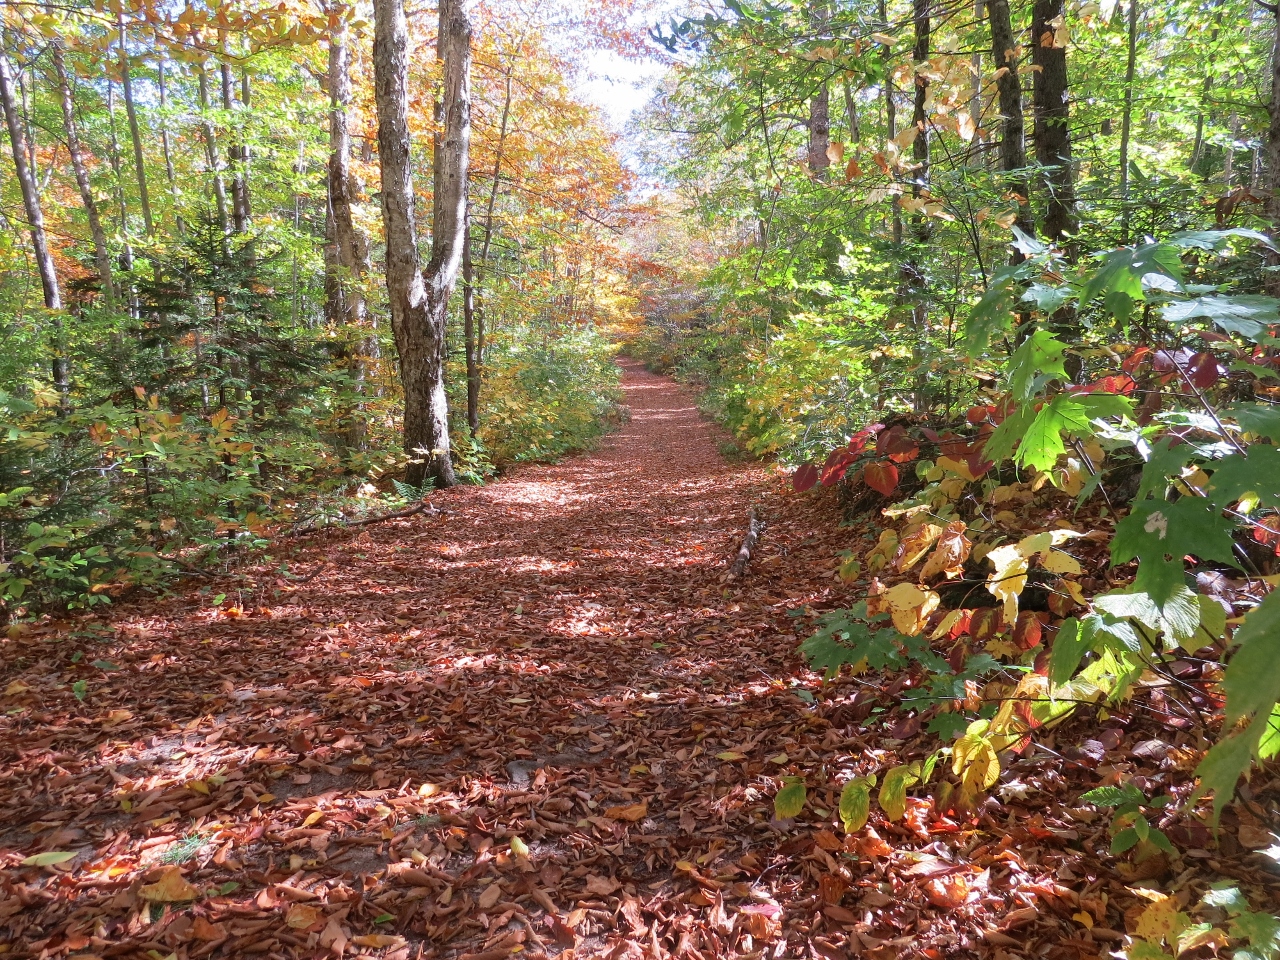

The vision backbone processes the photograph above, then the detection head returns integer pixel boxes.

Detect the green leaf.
[878,764,918,821]
[1191,718,1266,826]
[1136,438,1200,502]
[1170,227,1276,251]
[1206,447,1280,514]
[71,679,87,702]
[1223,589,1280,724]
[1231,911,1280,955]
[1196,594,1227,646]
[1007,330,1069,400]
[774,777,807,819]
[965,265,1030,356]
[1164,295,1280,342]
[21,850,77,866]
[1111,498,1240,570]
[1079,784,1145,807]
[1259,704,1280,760]
[1125,941,1173,960]
[1049,617,1087,686]
[982,403,1035,464]
[799,608,908,678]
[1110,826,1141,853]
[839,777,873,832]
[1080,242,1184,306]
[91,659,121,671]
[1202,884,1252,916]
[1225,403,1280,442]
[1017,396,1091,471]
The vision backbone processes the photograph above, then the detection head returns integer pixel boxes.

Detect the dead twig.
[729,507,765,578]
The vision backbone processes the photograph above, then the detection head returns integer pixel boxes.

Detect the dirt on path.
[0,360,866,958]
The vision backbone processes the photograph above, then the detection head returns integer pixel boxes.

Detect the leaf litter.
[1,360,1279,959]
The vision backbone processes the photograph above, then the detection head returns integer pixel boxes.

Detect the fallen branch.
[729,507,765,578]
[289,500,445,536]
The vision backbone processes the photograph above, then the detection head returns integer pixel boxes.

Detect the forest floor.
[1,361,1276,960]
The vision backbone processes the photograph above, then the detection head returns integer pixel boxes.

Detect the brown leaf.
[138,867,199,903]
[583,874,621,897]
[603,799,648,822]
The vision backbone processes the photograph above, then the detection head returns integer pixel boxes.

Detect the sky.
[575,48,669,133]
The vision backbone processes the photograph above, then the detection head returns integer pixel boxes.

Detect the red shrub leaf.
[863,460,899,496]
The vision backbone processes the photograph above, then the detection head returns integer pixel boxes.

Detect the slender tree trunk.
[1117,0,1139,242]
[157,60,184,235]
[220,44,249,235]
[463,218,480,436]
[373,0,470,489]
[198,65,230,246]
[1263,8,1280,294]
[118,12,153,236]
[987,0,1034,252]
[880,0,902,248]
[1190,1,1222,173]
[1031,0,1076,251]
[0,37,66,405]
[52,38,113,308]
[807,0,831,178]
[970,0,984,167]
[327,13,374,449]
[906,0,931,411]
[842,78,859,145]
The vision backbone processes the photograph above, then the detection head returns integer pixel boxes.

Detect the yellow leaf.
[139,867,199,902]
[936,455,978,481]
[896,523,943,572]
[985,544,1028,623]
[1072,911,1094,929]
[188,780,210,795]
[303,810,324,827]
[716,750,747,761]
[1041,549,1082,575]
[957,111,976,142]
[4,680,30,696]
[919,521,971,581]
[21,850,76,866]
[884,583,941,636]
[826,141,846,164]
[510,836,529,858]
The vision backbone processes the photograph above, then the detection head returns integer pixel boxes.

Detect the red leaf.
[966,405,992,424]
[792,463,820,492]
[1122,346,1152,373]
[1070,373,1137,397]
[821,448,854,486]
[863,460,899,496]
[1012,611,1046,651]
[970,608,1003,642]
[848,429,875,455]
[1189,351,1223,389]
[879,427,921,464]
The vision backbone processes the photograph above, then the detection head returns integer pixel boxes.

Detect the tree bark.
[197,64,231,245]
[0,35,67,406]
[52,38,114,308]
[327,11,374,450]
[987,0,1034,253]
[1117,0,1139,242]
[906,0,930,411]
[1264,8,1280,295]
[0,41,60,312]
[373,0,471,489]
[118,12,153,236]
[463,218,480,437]
[1031,0,1076,250]
[807,0,832,179]
[220,44,249,235]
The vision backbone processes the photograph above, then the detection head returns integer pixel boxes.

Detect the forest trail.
[3,360,878,958]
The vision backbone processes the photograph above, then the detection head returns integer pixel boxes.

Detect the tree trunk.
[0,42,60,312]
[118,12,153,236]
[157,60,184,235]
[463,218,480,437]
[0,36,66,406]
[1031,0,1076,250]
[906,0,930,411]
[1117,0,1139,243]
[327,12,374,450]
[221,47,249,235]
[373,0,470,489]
[807,0,832,178]
[198,65,231,245]
[987,0,1034,252]
[52,38,113,308]
[1264,8,1280,295]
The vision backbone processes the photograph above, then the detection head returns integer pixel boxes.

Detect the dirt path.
[0,361,864,959]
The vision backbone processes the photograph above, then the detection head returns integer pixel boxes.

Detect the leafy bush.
[477,325,623,465]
